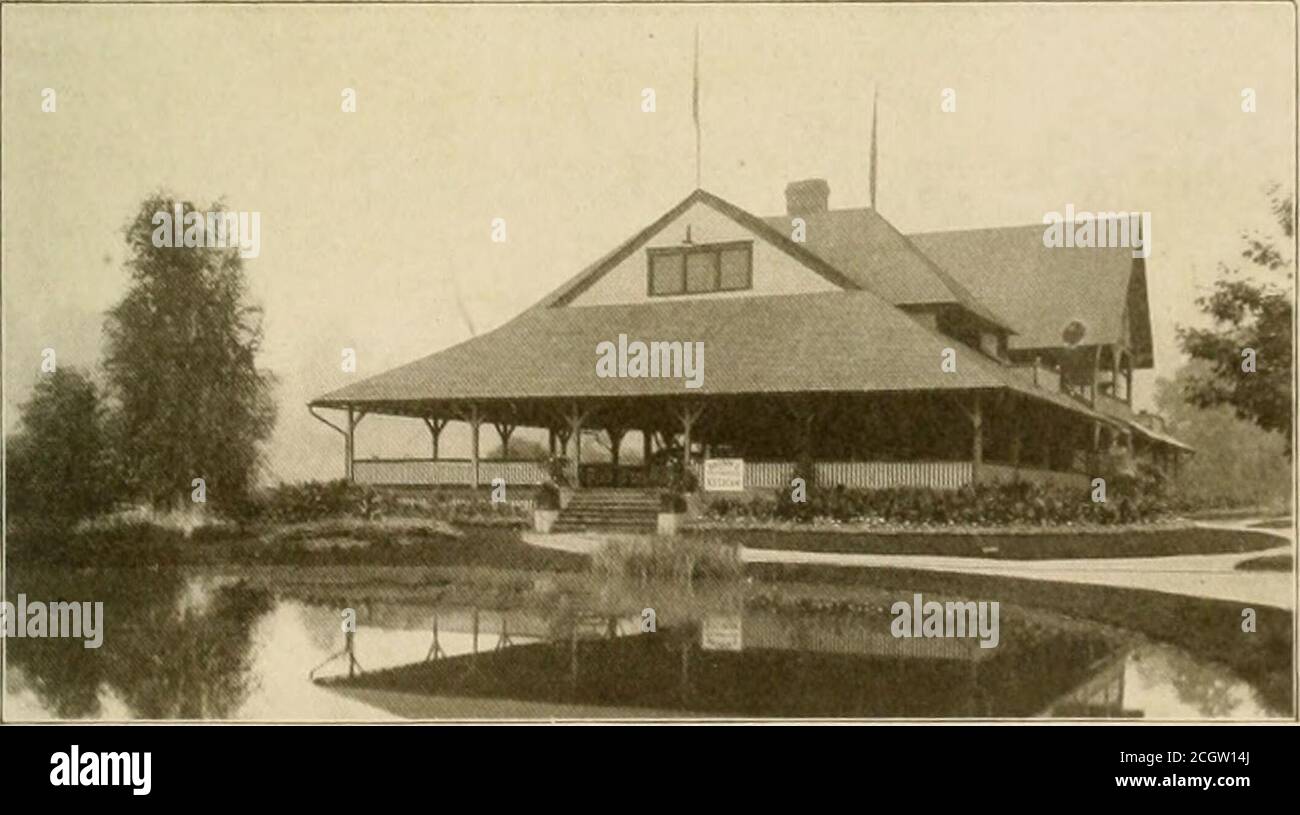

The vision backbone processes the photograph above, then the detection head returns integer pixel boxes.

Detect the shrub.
[218,480,392,525]
[666,462,698,494]
[417,491,530,528]
[535,481,561,511]
[545,455,571,487]
[659,490,688,514]
[592,534,743,583]
[706,475,1174,528]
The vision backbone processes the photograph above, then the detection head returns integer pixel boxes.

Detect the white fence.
[692,460,975,491]
[353,458,549,486]
[356,457,1087,492]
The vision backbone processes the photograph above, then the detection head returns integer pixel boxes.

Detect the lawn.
[1235,553,1294,572]
[5,521,586,573]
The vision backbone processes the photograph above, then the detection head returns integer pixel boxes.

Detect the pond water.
[3,567,1283,720]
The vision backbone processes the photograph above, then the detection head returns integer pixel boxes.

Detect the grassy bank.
[5,520,584,573]
[1235,554,1293,572]
[699,526,1284,560]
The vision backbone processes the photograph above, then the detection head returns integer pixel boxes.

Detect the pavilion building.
[310,180,1190,496]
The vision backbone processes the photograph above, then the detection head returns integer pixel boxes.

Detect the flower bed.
[221,480,529,529]
[704,477,1173,528]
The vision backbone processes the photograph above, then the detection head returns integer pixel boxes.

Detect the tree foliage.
[103,196,276,507]
[1153,361,1291,509]
[1177,184,1294,451]
[5,368,117,525]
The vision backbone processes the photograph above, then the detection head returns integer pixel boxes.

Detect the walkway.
[524,521,1295,610]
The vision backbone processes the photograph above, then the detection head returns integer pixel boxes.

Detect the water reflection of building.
[324,590,1134,718]
[737,609,998,662]
[1040,651,1140,718]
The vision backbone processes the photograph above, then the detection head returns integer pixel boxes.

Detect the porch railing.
[690,460,975,491]
[692,460,1087,492]
[353,458,549,487]
[354,456,1088,493]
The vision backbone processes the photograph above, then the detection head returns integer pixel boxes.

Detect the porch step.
[554,489,660,533]
[552,523,656,534]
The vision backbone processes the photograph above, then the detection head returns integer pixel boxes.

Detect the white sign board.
[703,458,745,492]
[701,614,743,652]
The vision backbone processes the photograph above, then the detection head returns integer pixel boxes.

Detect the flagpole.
[693,25,701,189]
[869,85,878,210]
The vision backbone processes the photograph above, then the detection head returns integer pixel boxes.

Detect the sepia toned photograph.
[1,0,1295,730]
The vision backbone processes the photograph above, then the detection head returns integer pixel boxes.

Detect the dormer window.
[647,241,753,297]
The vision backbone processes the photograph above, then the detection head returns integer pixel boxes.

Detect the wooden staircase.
[552,488,660,534]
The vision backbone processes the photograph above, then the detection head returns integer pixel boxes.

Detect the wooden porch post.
[677,403,705,478]
[1111,347,1122,401]
[345,406,355,482]
[1091,421,1102,475]
[1089,345,1102,407]
[572,418,583,487]
[607,426,626,487]
[561,403,589,487]
[643,429,654,478]
[970,393,983,485]
[459,404,481,489]
[1124,351,1134,407]
[548,428,556,456]
[345,407,368,483]
[493,422,516,459]
[422,417,447,460]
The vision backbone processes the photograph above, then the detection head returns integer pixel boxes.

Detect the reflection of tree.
[1133,645,1237,718]
[7,568,273,719]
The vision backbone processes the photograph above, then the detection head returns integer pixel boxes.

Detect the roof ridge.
[862,209,1017,334]
[909,216,1143,239]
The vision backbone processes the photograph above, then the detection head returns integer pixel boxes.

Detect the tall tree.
[5,368,117,525]
[1153,361,1291,507]
[103,196,276,507]
[1177,184,1294,451]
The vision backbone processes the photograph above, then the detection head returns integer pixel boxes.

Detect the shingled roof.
[311,187,1163,442]
[315,290,1013,405]
[909,224,1153,367]
[760,208,1013,333]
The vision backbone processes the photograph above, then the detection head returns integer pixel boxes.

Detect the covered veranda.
[307,385,1148,495]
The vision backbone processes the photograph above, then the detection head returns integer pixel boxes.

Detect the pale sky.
[3,3,1295,483]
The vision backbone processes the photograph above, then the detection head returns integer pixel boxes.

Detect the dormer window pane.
[649,253,685,295]
[719,247,752,290]
[685,252,718,293]
[647,241,753,297]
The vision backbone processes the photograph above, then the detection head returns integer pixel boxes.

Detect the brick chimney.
[785,178,830,217]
